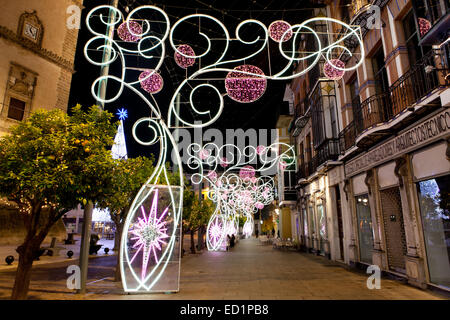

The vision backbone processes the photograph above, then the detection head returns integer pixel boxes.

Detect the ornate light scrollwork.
[84,4,364,292]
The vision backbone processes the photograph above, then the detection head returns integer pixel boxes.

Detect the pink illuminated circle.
[174,44,196,68]
[256,145,266,155]
[239,165,256,180]
[418,18,431,37]
[255,202,264,210]
[207,170,217,180]
[323,59,346,80]
[219,157,229,168]
[117,21,142,42]
[279,160,287,170]
[199,148,210,160]
[225,65,267,103]
[139,70,163,94]
[269,20,293,42]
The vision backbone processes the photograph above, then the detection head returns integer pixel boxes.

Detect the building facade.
[0,0,83,135]
[288,0,449,290]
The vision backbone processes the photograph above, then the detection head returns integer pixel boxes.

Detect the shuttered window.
[7,97,26,121]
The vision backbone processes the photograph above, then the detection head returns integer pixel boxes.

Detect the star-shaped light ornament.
[209,216,223,248]
[129,189,170,280]
[117,108,128,121]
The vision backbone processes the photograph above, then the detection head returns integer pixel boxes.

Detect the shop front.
[297,175,332,258]
[343,108,450,289]
[412,142,450,289]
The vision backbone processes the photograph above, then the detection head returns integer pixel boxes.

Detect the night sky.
[68,0,318,160]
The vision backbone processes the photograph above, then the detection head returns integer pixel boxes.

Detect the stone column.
[346,178,358,266]
[395,155,427,288]
[326,182,339,261]
[370,169,388,270]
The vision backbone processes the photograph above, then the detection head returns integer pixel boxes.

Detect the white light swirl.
[84,4,363,288]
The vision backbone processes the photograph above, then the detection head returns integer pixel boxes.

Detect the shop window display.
[417,175,450,288]
[303,208,308,237]
[309,206,316,241]
[317,204,327,254]
[355,194,374,264]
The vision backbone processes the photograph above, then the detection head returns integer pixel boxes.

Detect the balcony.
[296,161,313,184]
[312,139,340,170]
[352,0,370,19]
[339,47,449,152]
[295,139,340,184]
[339,120,357,152]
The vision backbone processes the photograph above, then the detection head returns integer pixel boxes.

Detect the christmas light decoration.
[208,215,225,250]
[117,20,142,42]
[255,202,264,210]
[225,65,267,103]
[279,160,288,170]
[243,216,253,238]
[199,148,210,160]
[187,142,294,251]
[174,44,196,68]
[129,190,169,280]
[116,108,128,120]
[219,157,229,167]
[269,20,293,42]
[85,4,364,291]
[256,145,266,155]
[112,109,128,159]
[139,70,164,94]
[323,59,346,80]
[207,170,218,180]
[239,165,256,180]
[418,18,431,37]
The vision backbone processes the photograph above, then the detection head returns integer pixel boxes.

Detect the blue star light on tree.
[116,108,128,121]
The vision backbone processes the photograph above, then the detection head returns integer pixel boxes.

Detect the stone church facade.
[0,0,83,135]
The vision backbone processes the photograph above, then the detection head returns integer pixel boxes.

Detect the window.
[417,175,450,288]
[309,205,316,238]
[414,0,449,28]
[303,208,308,236]
[349,77,359,104]
[305,134,312,162]
[299,141,304,164]
[403,9,430,66]
[349,76,360,127]
[372,47,389,94]
[355,194,374,264]
[7,98,26,121]
[317,203,327,254]
[330,100,338,139]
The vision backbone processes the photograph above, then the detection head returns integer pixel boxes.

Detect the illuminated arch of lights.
[187,142,293,250]
[84,4,364,292]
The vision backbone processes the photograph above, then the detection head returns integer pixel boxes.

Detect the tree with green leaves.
[182,188,214,254]
[0,105,117,299]
[262,217,274,235]
[96,156,155,281]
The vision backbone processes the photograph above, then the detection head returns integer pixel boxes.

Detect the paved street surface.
[0,238,446,300]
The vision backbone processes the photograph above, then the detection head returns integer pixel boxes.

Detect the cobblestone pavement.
[0,238,446,300]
